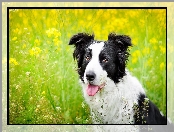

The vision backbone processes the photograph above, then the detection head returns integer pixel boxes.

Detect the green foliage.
[9,9,166,124]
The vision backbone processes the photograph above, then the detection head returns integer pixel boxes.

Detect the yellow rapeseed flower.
[53,38,58,45]
[87,15,92,20]
[132,57,138,64]
[53,38,62,46]
[139,19,145,27]
[131,50,141,64]
[132,38,138,46]
[9,58,19,65]
[159,45,166,54]
[74,10,78,16]
[147,58,153,67]
[41,91,46,95]
[67,33,71,38]
[29,47,42,56]
[19,12,23,17]
[96,10,103,16]
[66,10,69,14]
[149,38,158,44]
[46,28,54,37]
[79,9,83,14]
[160,62,165,70]
[54,31,61,38]
[12,37,17,41]
[13,28,19,34]
[22,44,26,49]
[51,10,57,15]
[23,19,28,25]
[93,24,101,39]
[103,11,110,19]
[34,39,41,46]
[46,28,61,38]
[129,10,137,17]
[79,20,85,26]
[132,50,141,58]
[56,47,61,52]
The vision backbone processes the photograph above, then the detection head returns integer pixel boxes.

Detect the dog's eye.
[85,55,91,61]
[102,58,108,63]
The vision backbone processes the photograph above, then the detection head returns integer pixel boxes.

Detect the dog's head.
[69,32,132,96]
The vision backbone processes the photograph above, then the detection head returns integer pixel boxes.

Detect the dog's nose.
[86,71,96,82]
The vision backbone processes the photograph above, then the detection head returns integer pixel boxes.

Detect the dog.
[69,32,171,131]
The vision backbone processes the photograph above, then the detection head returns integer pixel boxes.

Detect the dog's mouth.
[86,83,105,96]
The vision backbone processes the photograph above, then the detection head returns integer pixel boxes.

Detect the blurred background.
[8,8,167,124]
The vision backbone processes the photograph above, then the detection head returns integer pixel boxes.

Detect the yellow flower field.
[9,8,166,124]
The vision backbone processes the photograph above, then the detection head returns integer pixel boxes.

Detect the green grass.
[9,9,166,124]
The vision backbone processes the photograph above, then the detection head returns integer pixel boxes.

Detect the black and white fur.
[69,33,171,131]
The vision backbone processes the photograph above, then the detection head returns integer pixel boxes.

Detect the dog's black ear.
[69,33,94,60]
[108,33,132,52]
[108,33,132,81]
[69,33,94,46]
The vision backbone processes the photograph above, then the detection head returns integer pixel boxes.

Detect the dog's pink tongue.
[86,84,99,96]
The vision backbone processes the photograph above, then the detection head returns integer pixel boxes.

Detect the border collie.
[69,33,171,131]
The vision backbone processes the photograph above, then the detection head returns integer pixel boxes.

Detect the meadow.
[9,9,166,124]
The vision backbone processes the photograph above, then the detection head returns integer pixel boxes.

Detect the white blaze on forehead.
[89,41,105,58]
[84,41,106,85]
